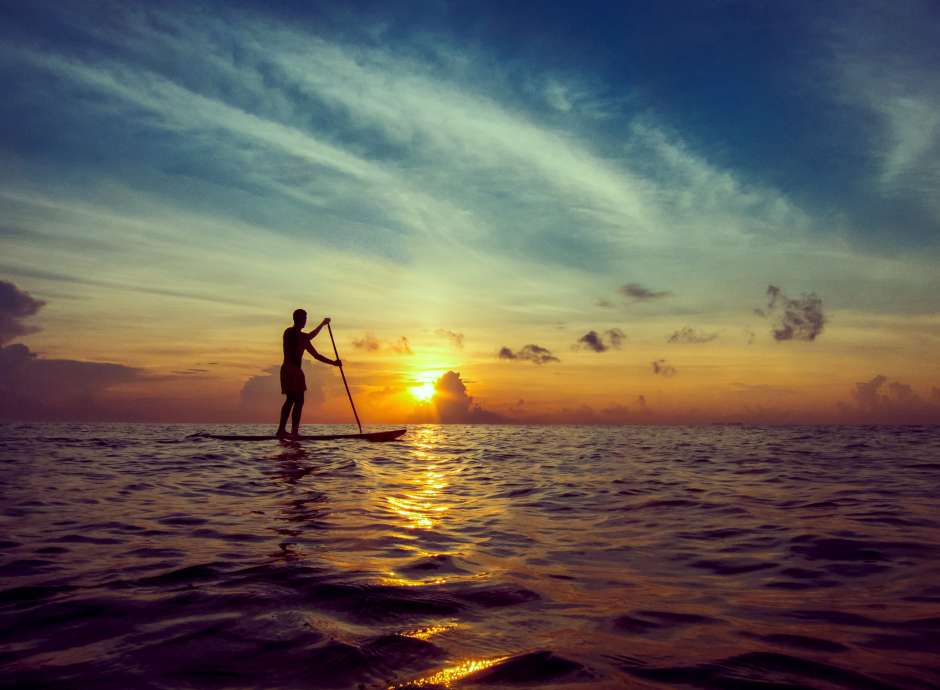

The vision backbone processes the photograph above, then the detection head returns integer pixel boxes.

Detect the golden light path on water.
[381,427,513,689]
[388,656,510,689]
[384,428,450,531]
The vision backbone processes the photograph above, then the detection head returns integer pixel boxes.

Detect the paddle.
[326,322,363,434]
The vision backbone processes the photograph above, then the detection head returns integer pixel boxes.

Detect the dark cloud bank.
[0,281,147,420]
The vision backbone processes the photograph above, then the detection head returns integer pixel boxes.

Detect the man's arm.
[305,342,341,367]
[305,317,331,340]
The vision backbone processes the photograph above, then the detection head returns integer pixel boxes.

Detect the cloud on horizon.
[410,370,503,423]
[838,374,940,424]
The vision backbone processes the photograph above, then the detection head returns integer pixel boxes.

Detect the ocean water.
[1,424,939,690]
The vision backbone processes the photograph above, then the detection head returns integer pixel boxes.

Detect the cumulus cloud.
[620,283,672,302]
[757,285,825,341]
[352,333,381,351]
[575,328,625,352]
[413,370,503,423]
[839,374,940,423]
[667,326,717,344]
[651,359,677,377]
[0,280,45,345]
[435,329,465,350]
[498,343,560,364]
[595,298,613,308]
[391,336,413,355]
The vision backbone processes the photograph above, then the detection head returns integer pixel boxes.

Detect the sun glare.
[410,383,436,401]
[409,369,444,402]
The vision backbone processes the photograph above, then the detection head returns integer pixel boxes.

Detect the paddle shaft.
[326,322,362,434]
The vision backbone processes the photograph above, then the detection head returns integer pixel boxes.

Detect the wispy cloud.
[352,333,381,351]
[667,326,717,344]
[435,329,465,350]
[651,359,677,377]
[619,283,672,302]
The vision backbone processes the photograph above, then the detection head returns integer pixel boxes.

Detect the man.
[277,308,342,438]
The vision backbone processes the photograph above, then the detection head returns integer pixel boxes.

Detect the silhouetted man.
[277,309,341,438]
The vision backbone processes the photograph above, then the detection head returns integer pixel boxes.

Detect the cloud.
[0,280,45,345]
[651,359,677,377]
[352,333,381,351]
[435,329,465,350]
[0,343,144,419]
[391,336,413,355]
[595,298,613,308]
[667,326,717,344]
[758,285,826,341]
[838,374,940,423]
[352,334,413,354]
[412,370,503,423]
[0,281,153,420]
[620,283,672,302]
[498,344,560,365]
[575,328,625,352]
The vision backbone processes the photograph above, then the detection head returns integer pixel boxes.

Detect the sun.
[409,369,444,402]
[410,382,436,402]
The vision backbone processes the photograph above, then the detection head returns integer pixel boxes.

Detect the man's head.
[292,308,307,327]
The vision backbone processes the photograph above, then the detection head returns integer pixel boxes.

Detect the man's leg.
[277,395,294,436]
[290,392,304,435]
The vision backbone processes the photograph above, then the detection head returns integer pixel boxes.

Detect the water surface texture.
[1,424,939,689]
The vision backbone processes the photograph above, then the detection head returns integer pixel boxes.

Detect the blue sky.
[1,0,938,422]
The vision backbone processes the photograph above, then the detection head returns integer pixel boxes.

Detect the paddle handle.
[326,322,362,434]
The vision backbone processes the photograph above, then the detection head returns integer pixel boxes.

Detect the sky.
[1,0,939,424]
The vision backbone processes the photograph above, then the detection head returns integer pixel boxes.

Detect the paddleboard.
[206,429,406,443]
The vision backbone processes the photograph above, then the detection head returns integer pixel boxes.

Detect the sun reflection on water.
[389,655,509,688]
[385,428,451,530]
[400,623,457,640]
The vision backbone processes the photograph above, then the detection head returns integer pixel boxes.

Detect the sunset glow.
[0,2,937,426]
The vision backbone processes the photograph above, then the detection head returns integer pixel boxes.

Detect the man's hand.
[334,359,342,367]
[321,317,331,326]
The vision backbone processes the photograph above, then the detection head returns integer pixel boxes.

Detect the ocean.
[1,423,938,689]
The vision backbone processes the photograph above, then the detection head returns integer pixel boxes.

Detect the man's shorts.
[280,364,306,394]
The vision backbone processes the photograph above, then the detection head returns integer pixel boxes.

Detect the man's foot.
[275,428,288,438]
[289,427,301,439]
